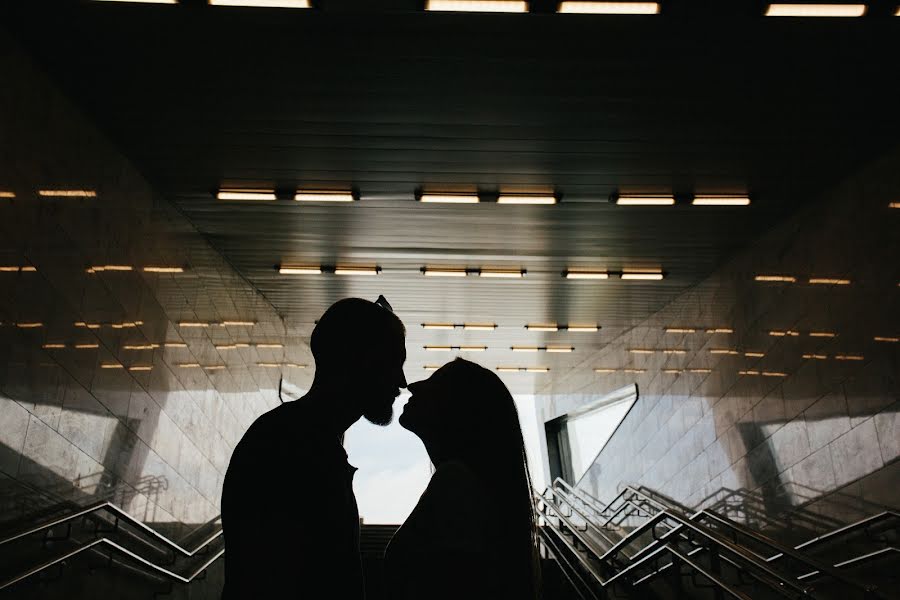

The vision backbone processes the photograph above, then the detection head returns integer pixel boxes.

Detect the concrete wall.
[536,148,899,539]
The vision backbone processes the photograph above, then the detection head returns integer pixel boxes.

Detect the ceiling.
[5,0,900,392]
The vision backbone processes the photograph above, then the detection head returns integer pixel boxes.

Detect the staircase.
[1,483,896,598]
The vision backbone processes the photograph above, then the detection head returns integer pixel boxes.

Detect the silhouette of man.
[221,297,407,599]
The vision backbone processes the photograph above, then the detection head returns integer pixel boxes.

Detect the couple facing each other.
[221,297,539,600]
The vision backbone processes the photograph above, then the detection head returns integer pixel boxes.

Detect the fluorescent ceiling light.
[101,363,124,369]
[692,194,751,206]
[123,344,158,350]
[129,365,153,371]
[210,0,310,6]
[42,343,66,349]
[559,2,659,14]
[616,194,674,206]
[279,266,322,275]
[74,321,101,329]
[87,265,133,273]
[479,269,524,278]
[178,321,210,327]
[221,320,256,326]
[16,322,43,328]
[111,321,142,329]
[564,270,609,279]
[217,189,277,201]
[623,368,646,374]
[755,275,796,283]
[769,330,799,337]
[709,348,739,354]
[525,367,549,373]
[628,349,655,354]
[594,368,616,373]
[802,353,828,360]
[496,195,557,205]
[496,367,521,373]
[0,191,15,198]
[744,352,765,358]
[546,346,574,353]
[890,202,900,208]
[295,191,355,202]
[75,343,100,349]
[256,343,284,349]
[526,324,558,331]
[834,354,864,361]
[567,325,599,332]
[809,278,850,285]
[419,194,480,204]
[688,368,712,374]
[257,362,282,368]
[38,190,97,197]
[665,327,696,334]
[423,268,468,277]
[425,345,453,351]
[765,4,866,17]
[705,328,733,334]
[762,371,788,377]
[663,369,682,374]
[621,271,664,280]
[874,336,899,343]
[739,370,760,376]
[204,365,227,370]
[1,266,36,272]
[164,342,187,348]
[178,363,201,368]
[144,266,184,273]
[809,331,836,338]
[512,346,540,352]
[424,365,441,371]
[460,346,487,352]
[662,349,686,355]
[463,323,497,330]
[425,1,528,12]
[334,266,380,275]
[423,323,455,330]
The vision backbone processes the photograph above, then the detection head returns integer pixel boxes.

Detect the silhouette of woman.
[384,358,540,600]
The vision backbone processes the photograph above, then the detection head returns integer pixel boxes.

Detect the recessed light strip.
[209,0,311,7]
[558,1,660,14]
[217,189,277,201]
[425,0,528,12]
[419,193,480,204]
[764,4,867,17]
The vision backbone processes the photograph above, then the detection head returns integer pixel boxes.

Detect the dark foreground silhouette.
[385,358,540,600]
[221,297,406,599]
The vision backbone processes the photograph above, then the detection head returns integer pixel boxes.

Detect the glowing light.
[38,190,97,197]
[423,268,468,277]
[423,323,455,330]
[809,331,837,338]
[419,194,480,204]
[692,194,751,206]
[425,1,528,12]
[709,349,739,355]
[164,342,188,348]
[178,322,210,327]
[623,368,646,374]
[744,352,765,358]
[546,346,574,353]
[459,346,487,352]
[16,322,43,328]
[890,202,900,208]
[143,266,184,273]
[769,330,800,337]
[479,269,525,278]
[765,4,867,17]
[526,324,559,331]
[256,343,283,349]
[512,346,540,352]
[217,189,277,201]
[802,353,828,360]
[496,195,557,205]
[215,344,239,350]
[42,343,66,349]
[204,365,227,371]
[463,323,497,330]
[809,278,851,285]
[558,1,659,13]
[567,325,599,332]
[221,320,256,326]
[834,354,864,361]
[762,371,788,377]
[123,344,158,350]
[739,370,760,376]
[496,367,521,373]
[666,328,696,334]
[129,365,153,372]
[1,265,37,272]
[74,322,102,329]
[621,271,664,280]
[688,368,712,374]
[564,270,609,279]
[178,363,201,368]
[294,191,355,202]
[425,346,453,351]
[257,362,282,368]
[628,349,655,354]
[615,194,675,206]
[663,369,682,374]
[110,322,141,329]
[286,363,306,369]
[87,265,133,273]
[755,275,796,283]
[0,191,15,198]
[424,365,441,371]
[705,328,734,334]
[334,266,380,276]
[209,0,311,6]
[279,266,322,275]
[594,368,617,374]
[662,349,686,355]
[874,336,899,343]
[75,343,99,349]
[101,363,124,369]
[525,367,550,373]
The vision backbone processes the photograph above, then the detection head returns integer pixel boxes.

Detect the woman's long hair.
[437,358,540,599]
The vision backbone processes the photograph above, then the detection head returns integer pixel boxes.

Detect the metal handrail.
[0,501,224,591]
[553,480,889,598]
[0,500,222,558]
[538,488,798,600]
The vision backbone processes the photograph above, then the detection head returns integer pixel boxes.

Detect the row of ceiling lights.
[216,188,753,207]
[91,0,900,18]
[277,265,666,279]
